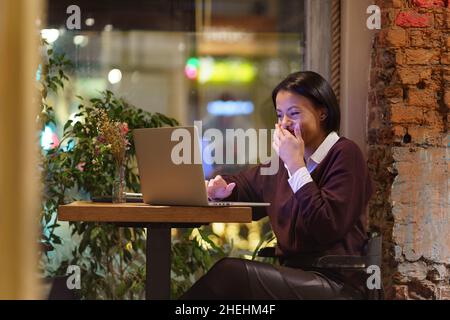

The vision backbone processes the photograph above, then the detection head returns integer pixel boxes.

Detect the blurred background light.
[198,57,214,83]
[184,57,200,80]
[36,64,42,82]
[73,35,89,47]
[207,100,254,116]
[108,68,122,84]
[186,57,257,84]
[85,18,95,26]
[104,24,113,32]
[41,125,59,150]
[40,28,60,43]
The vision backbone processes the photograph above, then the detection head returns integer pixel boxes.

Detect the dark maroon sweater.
[222,137,373,259]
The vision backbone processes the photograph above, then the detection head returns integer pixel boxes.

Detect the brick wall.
[368,0,449,299]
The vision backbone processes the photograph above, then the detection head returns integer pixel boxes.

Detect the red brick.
[408,281,438,299]
[435,11,450,29]
[437,286,450,300]
[445,11,450,28]
[405,48,439,65]
[395,50,406,64]
[398,68,420,84]
[381,10,395,28]
[395,11,432,27]
[443,67,450,83]
[412,0,445,8]
[385,29,408,47]
[382,0,404,9]
[407,125,446,145]
[392,125,446,146]
[407,88,437,107]
[434,13,446,28]
[423,109,445,128]
[410,30,426,47]
[391,105,424,124]
[441,52,450,65]
[392,125,406,138]
[397,67,432,84]
[444,89,450,107]
[392,0,404,8]
[393,285,409,300]
[420,0,445,7]
[384,86,403,100]
[446,35,450,48]
[410,30,441,47]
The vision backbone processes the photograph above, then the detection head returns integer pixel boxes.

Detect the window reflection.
[44,0,305,177]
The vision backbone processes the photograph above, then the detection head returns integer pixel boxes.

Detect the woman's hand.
[205,175,236,200]
[273,123,306,175]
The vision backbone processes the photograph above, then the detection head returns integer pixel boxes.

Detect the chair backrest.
[312,232,382,269]
[364,232,382,268]
[259,232,384,299]
[259,233,383,270]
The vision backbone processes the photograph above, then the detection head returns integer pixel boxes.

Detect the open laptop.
[133,126,270,207]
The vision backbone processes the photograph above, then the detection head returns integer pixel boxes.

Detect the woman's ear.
[319,108,328,122]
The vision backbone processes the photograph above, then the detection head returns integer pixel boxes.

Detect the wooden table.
[58,201,252,300]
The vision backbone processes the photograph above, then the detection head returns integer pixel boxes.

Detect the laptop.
[133,126,270,207]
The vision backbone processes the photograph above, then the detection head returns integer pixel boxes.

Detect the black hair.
[272,71,341,134]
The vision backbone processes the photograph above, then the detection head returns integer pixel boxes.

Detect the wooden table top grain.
[58,201,253,224]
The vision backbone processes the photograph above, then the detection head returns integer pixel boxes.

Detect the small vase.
[112,162,126,203]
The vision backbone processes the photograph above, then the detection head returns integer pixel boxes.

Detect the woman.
[181,71,373,300]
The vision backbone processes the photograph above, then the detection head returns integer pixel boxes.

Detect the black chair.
[40,243,79,300]
[257,232,384,300]
[45,276,79,300]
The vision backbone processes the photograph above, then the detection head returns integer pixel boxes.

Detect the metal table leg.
[146,225,171,300]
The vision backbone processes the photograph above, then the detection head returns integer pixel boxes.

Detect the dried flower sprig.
[94,108,130,165]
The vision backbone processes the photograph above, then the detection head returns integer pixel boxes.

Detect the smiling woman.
[273,71,341,136]
[182,71,374,300]
[272,71,341,173]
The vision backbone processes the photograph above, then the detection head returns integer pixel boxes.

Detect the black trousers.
[180,258,365,300]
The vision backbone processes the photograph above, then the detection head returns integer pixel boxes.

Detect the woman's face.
[275,90,327,147]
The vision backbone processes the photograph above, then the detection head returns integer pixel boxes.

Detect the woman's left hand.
[273,123,306,175]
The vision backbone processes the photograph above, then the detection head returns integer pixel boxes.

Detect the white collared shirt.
[285,132,340,193]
